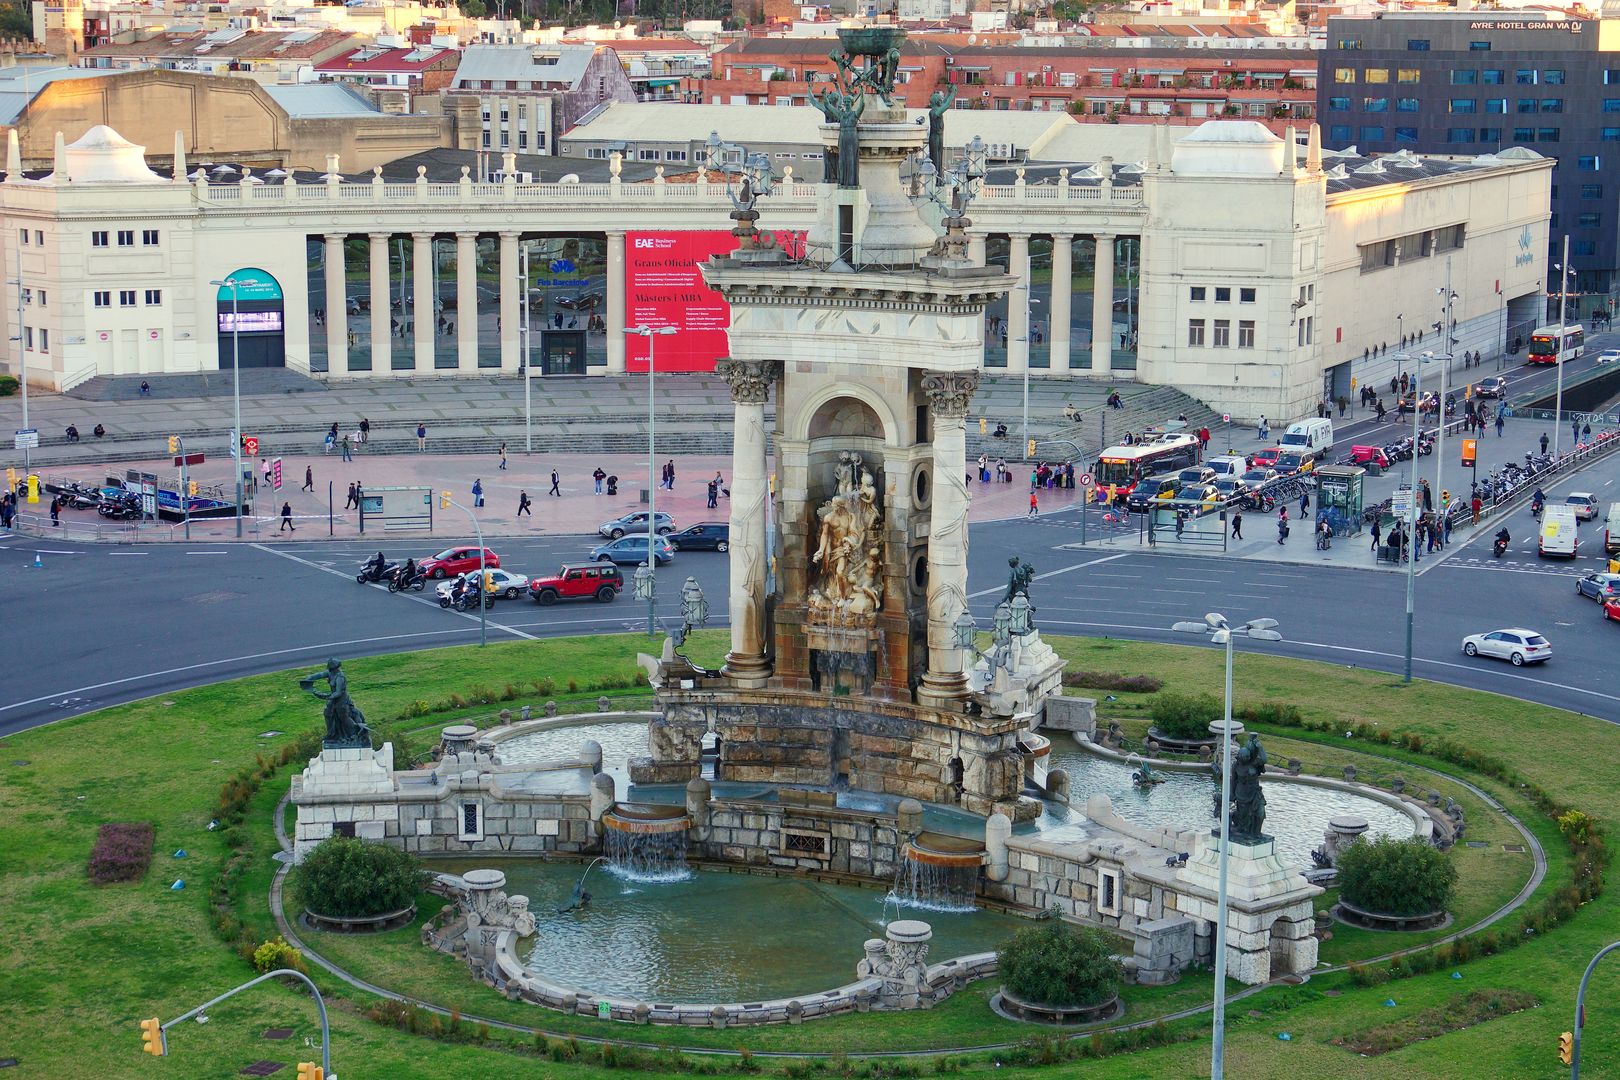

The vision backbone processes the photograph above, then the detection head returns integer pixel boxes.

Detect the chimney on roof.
[1306,121,1322,174]
[5,129,20,180]
[52,130,68,182]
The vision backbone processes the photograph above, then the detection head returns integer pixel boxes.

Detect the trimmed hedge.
[1060,671,1163,694]
[998,922,1121,1008]
[1337,835,1457,917]
[1147,693,1222,740]
[291,834,421,919]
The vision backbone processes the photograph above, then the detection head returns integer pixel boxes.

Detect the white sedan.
[1461,628,1552,666]
[435,569,530,601]
[1597,350,1620,365]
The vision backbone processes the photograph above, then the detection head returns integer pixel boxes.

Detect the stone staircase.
[964,383,1224,464]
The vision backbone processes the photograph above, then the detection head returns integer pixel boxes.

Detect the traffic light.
[439,490,451,509]
[5,466,14,491]
[167,435,178,454]
[139,1017,164,1056]
[1460,439,1477,467]
[1027,439,1037,458]
[296,1063,323,1080]
[188,480,199,497]
[1559,1031,1574,1066]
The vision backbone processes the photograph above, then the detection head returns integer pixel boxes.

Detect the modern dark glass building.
[1320,12,1610,310]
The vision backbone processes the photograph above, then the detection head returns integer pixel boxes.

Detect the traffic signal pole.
[1571,940,1620,1077]
[141,969,332,1077]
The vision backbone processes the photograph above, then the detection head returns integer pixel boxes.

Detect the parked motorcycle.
[96,493,141,520]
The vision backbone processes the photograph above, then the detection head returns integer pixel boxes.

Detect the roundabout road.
[1,507,1616,737]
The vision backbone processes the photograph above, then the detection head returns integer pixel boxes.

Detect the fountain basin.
[904,831,986,868]
[603,802,691,835]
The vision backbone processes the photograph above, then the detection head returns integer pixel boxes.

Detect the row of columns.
[978,231,1125,377]
[317,230,630,375]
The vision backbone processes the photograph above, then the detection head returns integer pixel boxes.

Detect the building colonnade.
[314,228,630,375]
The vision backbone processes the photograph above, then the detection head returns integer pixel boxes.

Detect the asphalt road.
[3,473,1617,738]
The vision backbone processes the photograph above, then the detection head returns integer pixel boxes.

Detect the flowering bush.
[87,822,154,884]
[252,936,306,975]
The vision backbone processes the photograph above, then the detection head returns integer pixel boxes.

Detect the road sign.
[272,458,283,491]
[139,473,158,519]
[14,428,38,450]
[242,436,260,457]
[1079,472,1095,487]
[1391,489,1415,522]
[1221,414,1231,424]
[174,453,205,467]
[1460,439,1477,466]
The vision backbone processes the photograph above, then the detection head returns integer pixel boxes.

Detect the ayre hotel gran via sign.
[1469,19,1584,32]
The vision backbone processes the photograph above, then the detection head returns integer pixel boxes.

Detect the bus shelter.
[1315,465,1365,536]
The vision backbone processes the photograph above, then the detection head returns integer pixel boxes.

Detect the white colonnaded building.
[0,116,1549,421]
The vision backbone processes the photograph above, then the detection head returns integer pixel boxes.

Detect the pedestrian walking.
[517,491,532,517]
[345,482,358,509]
[1371,518,1381,552]
[359,418,370,444]
[1583,421,1593,441]
[1573,418,1582,447]
[302,465,314,492]
[1495,413,1505,437]
[49,496,60,527]
[660,459,676,490]
[0,492,13,530]
[1443,515,1453,546]
[1299,491,1309,517]
[1471,495,1482,524]
[1540,432,1549,455]
[261,458,272,489]
[593,467,606,495]
[416,423,428,451]
[280,501,295,532]
[323,430,335,455]
[1028,490,1039,518]
[498,443,508,470]
[549,469,561,497]
[340,434,352,462]
[1277,509,1289,545]
[1258,415,1269,441]
[706,479,719,509]
[1375,398,1387,422]
[472,479,484,508]
[1231,510,1243,540]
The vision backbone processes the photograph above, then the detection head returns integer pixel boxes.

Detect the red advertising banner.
[624,230,806,373]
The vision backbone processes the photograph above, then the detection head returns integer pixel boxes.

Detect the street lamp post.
[1403,352,1432,684]
[11,243,28,472]
[209,277,244,537]
[1554,234,1571,459]
[439,492,488,647]
[1170,613,1282,1080]
[625,324,676,635]
[1019,289,1041,460]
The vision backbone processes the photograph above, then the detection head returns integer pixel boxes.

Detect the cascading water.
[887,832,985,912]
[604,827,691,881]
[888,857,978,912]
[601,803,693,882]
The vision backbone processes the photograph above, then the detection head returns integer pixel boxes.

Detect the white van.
[1540,504,1579,559]
[1205,455,1247,479]
[1605,503,1620,555]
[1281,418,1334,455]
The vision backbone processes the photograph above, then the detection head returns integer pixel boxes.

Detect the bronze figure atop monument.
[300,658,372,749]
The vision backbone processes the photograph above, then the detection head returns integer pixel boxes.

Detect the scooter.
[356,559,397,584]
[1493,535,1510,558]
[388,566,427,593]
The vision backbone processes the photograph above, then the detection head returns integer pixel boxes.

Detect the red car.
[1606,598,1620,623]
[1252,446,1285,469]
[418,546,500,579]
[529,563,623,604]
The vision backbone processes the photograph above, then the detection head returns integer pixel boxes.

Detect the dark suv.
[529,563,623,605]
[668,522,730,551]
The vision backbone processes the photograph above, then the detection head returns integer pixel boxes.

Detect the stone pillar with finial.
[171,130,186,184]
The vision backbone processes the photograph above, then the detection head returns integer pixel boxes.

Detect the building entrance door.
[541,330,587,375]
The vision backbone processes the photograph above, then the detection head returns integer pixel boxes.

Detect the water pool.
[433,858,1023,1003]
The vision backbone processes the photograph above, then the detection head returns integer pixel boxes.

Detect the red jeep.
[529,563,624,605]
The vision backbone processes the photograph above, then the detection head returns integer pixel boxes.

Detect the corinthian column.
[919,370,979,704]
[717,357,782,687]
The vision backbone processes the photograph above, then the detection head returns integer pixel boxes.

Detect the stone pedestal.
[971,629,1065,720]
[1321,815,1369,865]
[299,744,396,798]
[1174,834,1320,984]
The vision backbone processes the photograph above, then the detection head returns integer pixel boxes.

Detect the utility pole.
[1554,233,1571,459]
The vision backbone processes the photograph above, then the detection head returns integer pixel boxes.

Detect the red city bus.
[1528,324,1585,365]
[1090,433,1202,493]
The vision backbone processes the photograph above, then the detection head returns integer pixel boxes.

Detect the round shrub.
[1147,693,1222,741]
[291,835,422,918]
[998,922,1121,1008]
[1337,835,1457,917]
[0,375,18,397]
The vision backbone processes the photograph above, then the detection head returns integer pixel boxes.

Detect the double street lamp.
[1170,612,1282,1080]
[624,324,676,636]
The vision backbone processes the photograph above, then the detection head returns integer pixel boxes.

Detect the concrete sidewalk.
[11,445,1095,542]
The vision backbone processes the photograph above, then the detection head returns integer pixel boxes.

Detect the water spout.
[604,827,691,882]
[558,856,606,914]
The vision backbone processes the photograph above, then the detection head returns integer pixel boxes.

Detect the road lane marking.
[250,543,539,642]
[965,552,1130,599]
[107,551,148,556]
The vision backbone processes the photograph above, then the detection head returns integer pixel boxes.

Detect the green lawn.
[1,634,1616,1079]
